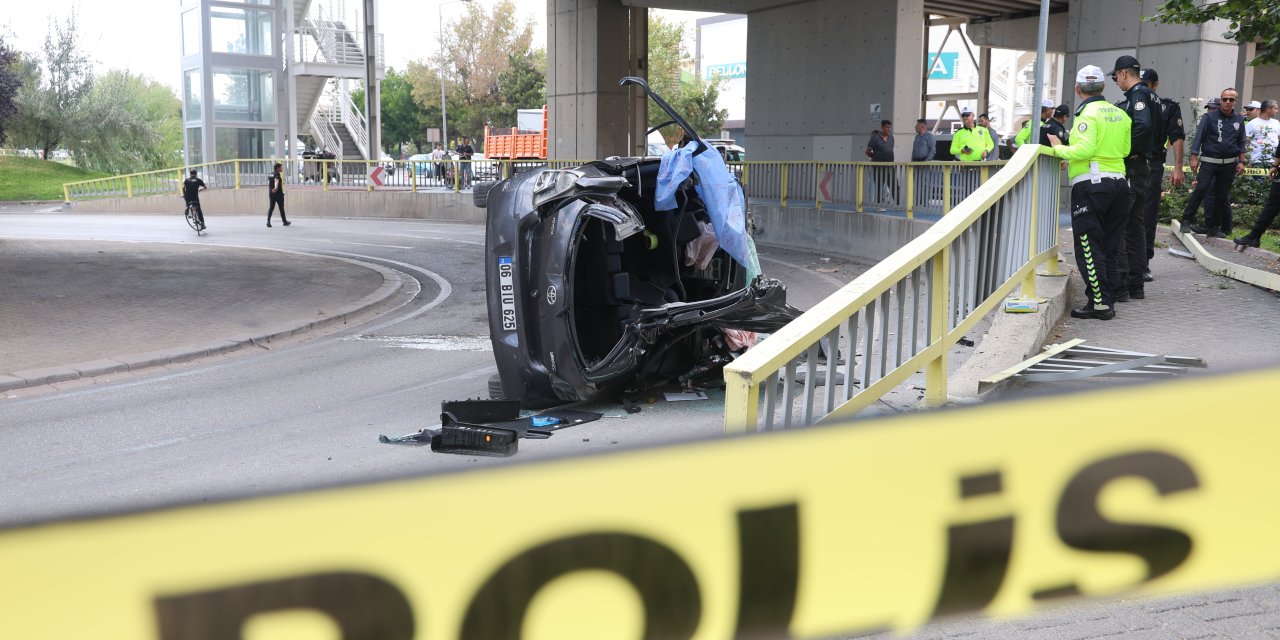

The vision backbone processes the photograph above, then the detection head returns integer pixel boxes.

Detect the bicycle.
[184,200,204,236]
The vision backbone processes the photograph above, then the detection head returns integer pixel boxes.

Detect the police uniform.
[1111,56,1156,298]
[1050,67,1132,319]
[1141,71,1186,262]
[1182,100,1247,236]
[950,121,993,161]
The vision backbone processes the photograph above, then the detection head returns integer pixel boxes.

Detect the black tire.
[473,181,496,208]
[487,373,506,400]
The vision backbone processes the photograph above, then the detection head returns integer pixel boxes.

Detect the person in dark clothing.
[865,120,895,161]
[1110,55,1156,300]
[1232,147,1280,248]
[1052,104,1071,144]
[267,162,290,227]
[182,169,207,230]
[1139,69,1186,281]
[1182,89,1247,238]
[455,137,474,187]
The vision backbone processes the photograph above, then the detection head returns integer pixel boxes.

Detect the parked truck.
[484,107,548,159]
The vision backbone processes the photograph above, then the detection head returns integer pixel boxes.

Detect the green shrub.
[1156,168,1272,231]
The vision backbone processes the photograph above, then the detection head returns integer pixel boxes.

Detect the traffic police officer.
[1139,68,1186,280]
[1182,88,1247,237]
[1110,55,1155,301]
[950,108,993,161]
[1011,99,1065,151]
[1047,65,1132,321]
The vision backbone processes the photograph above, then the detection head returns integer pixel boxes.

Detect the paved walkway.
[868,226,1280,640]
[0,238,397,390]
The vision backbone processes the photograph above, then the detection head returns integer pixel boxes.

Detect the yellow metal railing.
[723,146,1062,433]
[63,155,1015,209]
[62,157,592,202]
[727,160,1006,217]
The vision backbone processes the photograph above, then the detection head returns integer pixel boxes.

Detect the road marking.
[343,335,491,351]
[758,254,848,287]
[320,239,414,250]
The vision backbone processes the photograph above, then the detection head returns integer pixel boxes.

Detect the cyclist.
[182,169,207,230]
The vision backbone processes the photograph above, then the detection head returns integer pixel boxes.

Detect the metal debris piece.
[980,340,1207,394]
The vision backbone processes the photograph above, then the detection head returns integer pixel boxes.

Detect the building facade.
[179,0,383,165]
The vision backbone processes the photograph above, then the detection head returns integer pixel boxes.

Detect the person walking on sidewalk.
[1232,146,1280,248]
[1110,55,1156,301]
[267,163,291,228]
[1182,88,1246,238]
[1047,64,1132,321]
[1140,68,1186,282]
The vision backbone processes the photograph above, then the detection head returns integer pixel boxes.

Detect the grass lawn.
[0,156,111,202]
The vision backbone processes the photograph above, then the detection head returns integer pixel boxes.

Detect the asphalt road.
[0,209,859,526]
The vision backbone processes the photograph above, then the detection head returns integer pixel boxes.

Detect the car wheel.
[473,181,496,208]
[487,373,506,400]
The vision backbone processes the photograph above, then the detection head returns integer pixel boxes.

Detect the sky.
[1,1,709,94]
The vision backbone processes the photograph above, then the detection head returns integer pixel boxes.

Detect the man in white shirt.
[1245,100,1280,165]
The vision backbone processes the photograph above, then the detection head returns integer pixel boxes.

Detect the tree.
[675,74,728,139]
[646,15,685,133]
[1151,1,1280,66]
[438,0,536,140]
[73,71,182,173]
[646,15,728,139]
[0,34,23,146]
[359,69,436,156]
[495,49,547,123]
[10,10,94,159]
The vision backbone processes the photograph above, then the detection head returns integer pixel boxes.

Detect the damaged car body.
[482,77,800,408]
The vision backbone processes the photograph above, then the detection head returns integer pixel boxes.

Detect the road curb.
[0,255,406,394]
[947,268,1072,401]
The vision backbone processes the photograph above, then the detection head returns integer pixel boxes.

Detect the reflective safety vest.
[1050,96,1131,181]
[1014,119,1049,147]
[950,126,992,162]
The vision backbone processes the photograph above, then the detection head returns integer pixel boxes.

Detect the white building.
[179,0,384,164]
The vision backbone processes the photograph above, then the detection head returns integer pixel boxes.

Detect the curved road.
[0,211,856,526]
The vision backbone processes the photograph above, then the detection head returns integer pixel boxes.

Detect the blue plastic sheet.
[655,141,760,281]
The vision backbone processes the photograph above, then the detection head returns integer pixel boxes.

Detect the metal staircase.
[291,0,383,161]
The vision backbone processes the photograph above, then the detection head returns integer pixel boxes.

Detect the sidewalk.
[1047,226,1280,378]
[0,238,400,391]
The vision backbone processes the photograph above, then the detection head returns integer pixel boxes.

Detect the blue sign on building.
[706,62,747,80]
[928,53,958,80]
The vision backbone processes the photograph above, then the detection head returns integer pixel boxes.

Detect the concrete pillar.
[547,0,632,159]
[627,6,648,157]
[745,0,924,162]
[1062,0,1239,111]
[1235,42,1256,100]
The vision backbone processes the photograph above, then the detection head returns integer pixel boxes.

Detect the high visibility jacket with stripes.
[1050,96,1131,181]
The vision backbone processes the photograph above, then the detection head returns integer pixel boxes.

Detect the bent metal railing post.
[723,146,1060,433]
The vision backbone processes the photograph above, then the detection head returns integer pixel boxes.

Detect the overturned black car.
[480,78,800,408]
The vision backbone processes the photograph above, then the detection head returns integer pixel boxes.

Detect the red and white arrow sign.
[819,170,834,202]
[367,165,385,188]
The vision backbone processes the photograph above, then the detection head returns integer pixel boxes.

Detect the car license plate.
[498,257,517,331]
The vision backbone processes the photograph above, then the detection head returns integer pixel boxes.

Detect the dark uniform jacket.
[1116,82,1156,159]
[182,177,206,203]
[1152,95,1185,160]
[1190,109,1246,160]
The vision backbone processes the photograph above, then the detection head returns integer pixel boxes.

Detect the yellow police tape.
[1165,164,1271,176]
[3,368,1279,639]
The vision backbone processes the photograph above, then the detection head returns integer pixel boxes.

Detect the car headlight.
[531,169,583,208]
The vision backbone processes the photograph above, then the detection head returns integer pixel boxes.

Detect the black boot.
[1234,235,1260,248]
[1071,304,1115,320]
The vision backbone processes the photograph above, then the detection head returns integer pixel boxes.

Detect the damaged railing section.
[723,147,1062,433]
